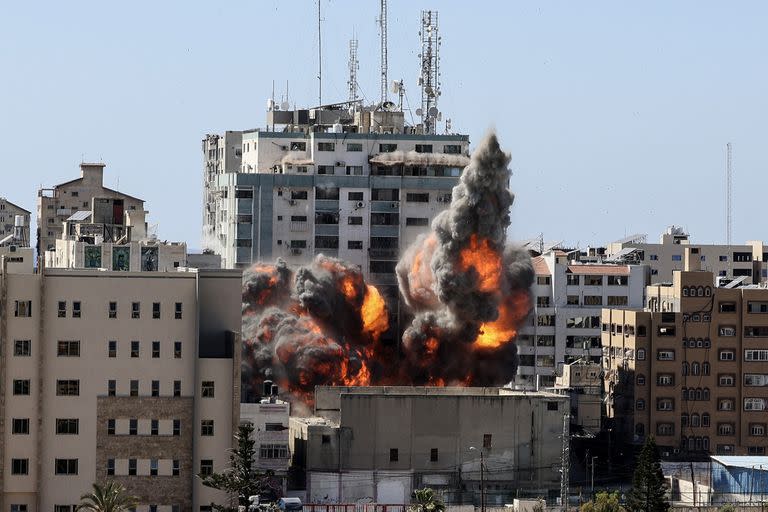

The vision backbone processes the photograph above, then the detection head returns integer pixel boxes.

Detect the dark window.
[389,448,399,462]
[107,419,115,435]
[107,458,115,476]
[55,459,78,475]
[406,217,429,226]
[58,301,66,317]
[483,434,492,448]
[150,459,158,477]
[290,141,307,151]
[109,301,117,319]
[406,193,430,202]
[291,190,308,200]
[322,434,331,444]
[315,187,340,200]
[318,142,335,151]
[152,341,160,358]
[72,301,81,318]
[131,302,140,319]
[151,380,159,397]
[174,380,181,397]
[152,302,160,319]
[57,340,80,357]
[130,380,139,397]
[14,300,32,317]
[172,459,180,476]
[11,458,28,475]
[129,419,138,435]
[12,418,29,435]
[174,341,182,358]
[201,420,214,436]
[128,459,137,476]
[200,460,214,477]
[348,216,363,225]
[14,339,30,356]
[175,302,182,319]
[202,381,215,398]
[348,191,364,201]
[131,341,139,358]
[443,144,461,154]
[108,380,116,396]
[266,423,285,431]
[173,419,181,436]
[430,448,438,462]
[56,419,79,435]
[13,379,30,395]
[348,240,363,250]
[547,401,559,411]
[380,143,397,153]
[108,340,117,358]
[56,380,79,396]
[151,419,159,436]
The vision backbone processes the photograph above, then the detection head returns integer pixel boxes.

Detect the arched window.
[703,388,710,401]
[695,437,703,450]
[702,362,711,375]
[692,362,700,375]
[637,349,646,360]
[688,437,695,451]
[691,414,700,427]
[705,287,712,296]
[697,338,704,348]
[681,413,689,427]
[703,437,710,450]
[697,286,705,297]
[683,287,690,297]
[704,338,711,348]
[702,413,711,427]
[695,388,703,401]
[681,387,688,400]
[688,388,696,401]
[681,436,688,449]
[682,362,689,376]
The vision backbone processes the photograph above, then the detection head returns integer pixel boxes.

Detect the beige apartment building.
[602,247,768,457]
[37,163,144,254]
[0,256,242,511]
[0,199,31,247]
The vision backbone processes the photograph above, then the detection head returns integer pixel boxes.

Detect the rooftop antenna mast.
[348,34,359,104]
[378,0,388,105]
[317,0,322,106]
[418,10,441,135]
[726,142,733,276]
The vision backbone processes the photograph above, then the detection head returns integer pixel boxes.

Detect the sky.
[1,1,767,250]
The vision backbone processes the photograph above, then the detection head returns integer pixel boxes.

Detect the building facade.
[0,199,31,247]
[37,163,144,254]
[0,259,242,511]
[602,247,768,457]
[516,251,648,387]
[240,394,291,491]
[606,226,766,284]
[289,386,567,505]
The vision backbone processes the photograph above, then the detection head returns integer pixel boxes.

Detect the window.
[345,142,363,152]
[566,295,579,305]
[57,340,80,357]
[566,274,580,285]
[107,419,115,435]
[379,143,397,153]
[173,419,181,436]
[718,423,735,436]
[636,375,646,386]
[322,434,331,444]
[657,374,674,386]
[656,423,674,436]
[200,460,214,477]
[703,362,711,375]
[318,142,335,151]
[260,444,289,459]
[719,302,736,313]
[150,459,158,476]
[108,340,117,358]
[151,380,159,397]
[201,420,214,436]
[174,380,181,397]
[718,399,734,411]
[56,380,79,396]
[389,448,399,461]
[405,217,429,227]
[130,380,139,397]
[58,301,66,317]
[109,301,117,319]
[719,374,735,387]
[583,275,603,286]
[14,339,30,356]
[719,326,736,337]
[348,240,363,250]
[750,424,766,436]
[672,255,682,262]
[657,350,675,361]
[702,413,711,427]
[345,165,363,175]
[56,419,79,435]
[745,326,768,338]
[291,190,308,200]
[128,419,138,435]
[12,418,29,435]
[317,165,335,175]
[636,399,645,410]
[13,379,30,396]
[637,349,646,360]
[745,350,768,362]
[14,300,32,317]
[430,448,439,462]
[202,381,215,398]
[745,398,766,411]
[107,458,115,476]
[443,144,461,154]
[266,423,285,431]
[174,341,182,358]
[72,301,81,318]
[745,374,768,386]
[537,315,555,326]
[607,296,628,306]
[172,459,180,476]
[483,433,492,448]
[175,302,182,319]
[657,398,674,411]
[131,302,140,319]
[152,302,160,319]
[11,458,29,475]
[289,141,307,151]
[151,419,159,436]
[55,459,78,475]
[348,216,363,225]
[583,295,602,306]
[128,459,137,476]
[152,341,160,358]
[537,276,551,285]
[720,350,735,361]
[607,275,626,286]
[131,341,140,358]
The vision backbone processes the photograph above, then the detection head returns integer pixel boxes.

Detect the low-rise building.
[602,247,768,457]
[0,255,242,510]
[554,360,603,434]
[241,387,291,492]
[288,386,567,505]
[0,198,31,247]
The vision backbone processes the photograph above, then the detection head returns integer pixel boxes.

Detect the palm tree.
[411,487,445,512]
[77,481,138,512]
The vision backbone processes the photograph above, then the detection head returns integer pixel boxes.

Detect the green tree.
[410,487,445,512]
[77,481,138,512]
[626,436,669,512]
[580,491,626,512]
[200,422,281,511]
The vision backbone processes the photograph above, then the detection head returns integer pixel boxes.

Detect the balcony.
[237,198,252,214]
[371,201,400,213]
[315,200,339,211]
[370,225,399,237]
[290,221,308,232]
[315,224,339,236]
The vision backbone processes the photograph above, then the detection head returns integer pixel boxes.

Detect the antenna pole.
[379,0,388,104]
[317,0,322,106]
[348,35,359,104]
[727,142,733,276]
[419,10,441,135]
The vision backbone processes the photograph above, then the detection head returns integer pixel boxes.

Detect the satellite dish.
[415,108,423,117]
[428,107,438,118]
[425,86,433,95]
[382,101,396,111]
[280,101,290,110]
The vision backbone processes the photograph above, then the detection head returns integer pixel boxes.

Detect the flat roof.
[317,385,564,399]
[567,265,629,275]
[711,456,768,469]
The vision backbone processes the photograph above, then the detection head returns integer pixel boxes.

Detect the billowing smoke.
[241,132,533,407]
[395,132,534,385]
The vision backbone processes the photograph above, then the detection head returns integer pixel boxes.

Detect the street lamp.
[469,446,485,512]
[591,456,598,496]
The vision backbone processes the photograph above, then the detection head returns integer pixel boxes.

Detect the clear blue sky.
[2,1,766,249]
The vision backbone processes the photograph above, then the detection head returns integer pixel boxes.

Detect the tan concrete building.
[289,386,567,505]
[0,199,31,247]
[554,360,603,434]
[602,247,768,457]
[606,226,766,284]
[37,163,144,254]
[240,394,291,491]
[0,256,242,511]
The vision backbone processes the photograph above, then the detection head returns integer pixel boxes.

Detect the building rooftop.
[317,385,564,399]
[566,264,630,275]
[532,256,550,276]
[711,456,768,469]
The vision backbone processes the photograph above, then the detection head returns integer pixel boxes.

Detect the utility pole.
[560,412,570,511]
[591,456,597,496]
[480,449,485,512]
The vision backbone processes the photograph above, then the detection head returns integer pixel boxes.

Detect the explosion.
[241,132,534,408]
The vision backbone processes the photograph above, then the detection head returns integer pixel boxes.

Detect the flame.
[341,276,357,301]
[459,234,502,293]
[475,292,531,349]
[362,285,388,341]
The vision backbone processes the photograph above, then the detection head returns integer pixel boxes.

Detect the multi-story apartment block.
[0,199,31,247]
[203,105,469,336]
[0,257,242,510]
[516,250,648,387]
[607,226,767,284]
[37,163,144,254]
[602,247,768,457]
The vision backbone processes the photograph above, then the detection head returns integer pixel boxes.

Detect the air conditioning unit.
[335,161,345,167]
[390,201,399,208]
[355,201,365,209]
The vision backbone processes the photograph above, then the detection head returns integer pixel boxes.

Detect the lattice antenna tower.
[726,142,733,276]
[348,36,359,104]
[378,0,388,105]
[418,11,441,135]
